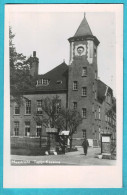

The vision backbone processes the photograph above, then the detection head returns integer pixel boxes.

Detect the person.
[82,137,89,155]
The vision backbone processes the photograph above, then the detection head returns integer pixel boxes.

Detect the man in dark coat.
[82,138,89,155]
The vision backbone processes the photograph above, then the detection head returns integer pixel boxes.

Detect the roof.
[97,80,113,104]
[36,62,68,92]
[74,14,93,37]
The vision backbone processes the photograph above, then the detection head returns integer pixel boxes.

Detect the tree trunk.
[40,132,42,148]
[39,128,42,148]
[70,136,73,150]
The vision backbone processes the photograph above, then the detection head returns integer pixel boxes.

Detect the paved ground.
[11,147,116,166]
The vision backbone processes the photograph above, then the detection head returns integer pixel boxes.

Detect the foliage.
[9,26,36,105]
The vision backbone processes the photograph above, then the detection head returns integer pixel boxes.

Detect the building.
[10,14,116,147]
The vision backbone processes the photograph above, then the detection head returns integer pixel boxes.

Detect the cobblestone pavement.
[11,147,116,166]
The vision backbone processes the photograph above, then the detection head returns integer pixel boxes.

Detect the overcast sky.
[9,11,116,96]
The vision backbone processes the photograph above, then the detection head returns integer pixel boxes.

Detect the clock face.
[75,44,86,56]
[77,46,84,55]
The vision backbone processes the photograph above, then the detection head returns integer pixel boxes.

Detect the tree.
[106,98,116,155]
[58,108,82,149]
[33,95,61,148]
[9,26,36,105]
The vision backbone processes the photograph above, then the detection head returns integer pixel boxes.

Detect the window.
[105,114,107,122]
[56,80,62,84]
[95,71,97,80]
[37,79,49,86]
[42,79,49,85]
[107,93,111,104]
[73,102,77,109]
[82,87,87,96]
[99,126,101,140]
[25,121,30,136]
[95,91,97,100]
[26,100,31,114]
[92,103,94,112]
[92,125,95,135]
[73,81,78,90]
[37,100,42,114]
[93,83,94,92]
[82,108,87,118]
[82,129,86,138]
[36,123,42,137]
[98,106,101,119]
[94,48,97,57]
[14,121,19,136]
[56,100,61,114]
[95,110,97,119]
[14,105,20,115]
[82,67,87,77]
[89,41,93,58]
[38,79,42,85]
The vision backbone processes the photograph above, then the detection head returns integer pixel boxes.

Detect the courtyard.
[11,147,116,166]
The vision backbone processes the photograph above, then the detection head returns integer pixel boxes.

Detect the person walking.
[82,137,89,155]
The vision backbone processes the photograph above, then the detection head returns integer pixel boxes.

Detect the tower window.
[82,67,87,77]
[14,121,19,136]
[37,100,42,114]
[26,100,31,114]
[82,108,87,118]
[93,83,94,92]
[95,110,97,119]
[82,87,87,96]
[94,48,97,57]
[98,106,101,120]
[73,81,78,90]
[73,102,77,109]
[95,71,97,80]
[92,103,94,112]
[25,121,30,136]
[95,91,97,100]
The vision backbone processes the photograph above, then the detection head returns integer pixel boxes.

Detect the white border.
[4,4,123,188]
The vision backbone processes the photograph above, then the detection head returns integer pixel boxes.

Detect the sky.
[9,10,116,96]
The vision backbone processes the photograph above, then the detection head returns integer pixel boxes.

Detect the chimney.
[33,51,36,57]
[30,51,39,77]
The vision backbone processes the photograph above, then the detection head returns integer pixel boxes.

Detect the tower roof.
[74,13,93,37]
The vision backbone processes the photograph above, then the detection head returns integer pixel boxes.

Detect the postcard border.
[0,0,127,194]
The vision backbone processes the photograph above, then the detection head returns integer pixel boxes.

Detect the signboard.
[46,128,58,133]
[59,131,70,135]
[101,134,111,154]
[102,136,110,143]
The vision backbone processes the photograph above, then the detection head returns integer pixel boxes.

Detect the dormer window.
[56,80,62,84]
[43,79,49,85]
[37,79,49,86]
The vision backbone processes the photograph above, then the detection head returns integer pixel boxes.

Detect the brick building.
[10,14,116,147]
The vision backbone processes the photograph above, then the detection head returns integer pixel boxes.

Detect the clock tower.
[68,13,100,141]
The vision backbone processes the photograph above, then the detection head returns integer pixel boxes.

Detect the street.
[11,147,116,166]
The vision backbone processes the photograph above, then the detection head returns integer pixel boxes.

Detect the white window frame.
[36,123,42,137]
[82,67,87,77]
[73,81,78,90]
[25,100,31,114]
[14,104,20,115]
[25,121,30,137]
[73,102,77,109]
[37,100,42,114]
[82,87,87,96]
[82,108,87,118]
[14,121,19,136]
